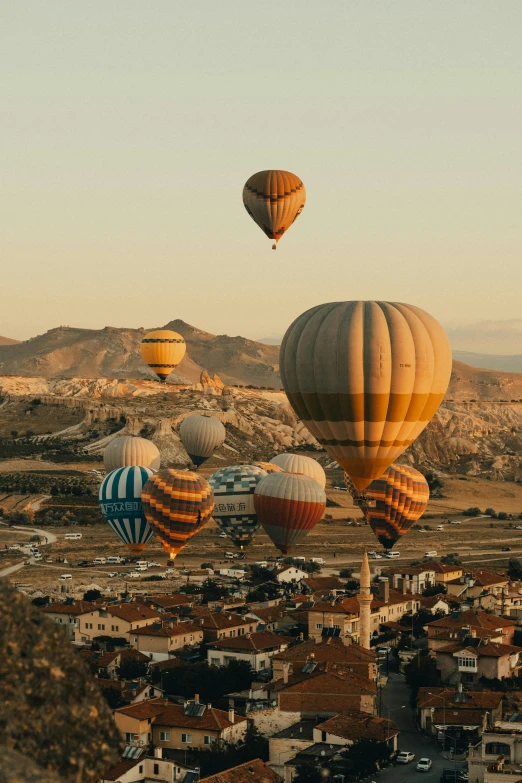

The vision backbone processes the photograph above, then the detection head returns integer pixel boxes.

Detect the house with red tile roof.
[271,637,377,682]
[131,619,203,662]
[434,638,522,684]
[417,686,502,733]
[101,748,194,782]
[276,670,377,716]
[195,612,256,642]
[207,631,290,672]
[425,609,515,645]
[314,709,399,751]
[200,759,281,783]
[39,599,97,640]
[114,698,246,750]
[75,602,161,644]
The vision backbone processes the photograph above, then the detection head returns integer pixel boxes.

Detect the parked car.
[147,561,161,568]
[164,568,176,576]
[77,560,90,567]
[417,758,432,772]
[502,546,512,551]
[450,520,461,525]
[8,544,21,550]
[108,572,118,578]
[372,553,383,559]
[368,550,376,556]
[58,574,72,581]
[127,571,141,578]
[396,752,415,764]
[516,526,522,530]
[218,532,228,538]
[93,557,106,565]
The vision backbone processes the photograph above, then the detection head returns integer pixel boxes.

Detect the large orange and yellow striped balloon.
[254,472,326,554]
[140,329,186,382]
[280,301,452,491]
[362,464,430,549]
[141,469,214,559]
[243,170,306,249]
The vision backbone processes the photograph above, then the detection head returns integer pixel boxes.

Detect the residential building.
[114,698,246,751]
[196,612,256,642]
[40,599,95,640]
[200,759,281,783]
[268,720,316,778]
[314,709,399,752]
[383,565,436,594]
[301,576,345,595]
[276,670,377,716]
[76,603,161,643]
[435,638,522,684]
[427,561,464,585]
[101,749,193,783]
[425,609,515,645]
[79,647,150,680]
[131,620,203,662]
[468,727,522,783]
[417,686,502,741]
[207,631,290,671]
[269,565,309,584]
[272,637,377,682]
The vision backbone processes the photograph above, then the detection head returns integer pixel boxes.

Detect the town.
[22,549,522,783]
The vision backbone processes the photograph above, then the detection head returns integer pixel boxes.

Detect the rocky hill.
[0,321,280,388]
[0,336,19,346]
[453,350,522,374]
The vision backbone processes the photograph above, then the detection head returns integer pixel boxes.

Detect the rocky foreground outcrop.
[0,581,120,782]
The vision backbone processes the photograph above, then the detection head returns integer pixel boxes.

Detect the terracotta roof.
[199,612,254,630]
[106,603,161,623]
[429,708,484,725]
[209,631,289,652]
[417,687,502,710]
[41,600,93,616]
[279,670,376,696]
[102,758,141,781]
[144,593,193,608]
[419,595,449,609]
[437,640,522,658]
[200,758,281,783]
[153,702,245,731]
[427,562,464,575]
[315,709,397,741]
[427,609,514,633]
[473,570,509,587]
[273,638,376,664]
[302,577,344,592]
[384,565,435,576]
[115,700,166,720]
[133,621,202,638]
[246,606,287,623]
[311,597,383,615]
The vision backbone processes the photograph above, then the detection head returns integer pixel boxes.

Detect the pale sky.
[2,2,522,346]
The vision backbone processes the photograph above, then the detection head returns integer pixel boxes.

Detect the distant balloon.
[270,453,326,488]
[362,464,430,550]
[179,414,226,467]
[142,469,214,559]
[280,301,452,491]
[254,472,326,554]
[208,464,267,548]
[99,466,155,554]
[243,170,306,250]
[103,436,161,472]
[140,329,186,382]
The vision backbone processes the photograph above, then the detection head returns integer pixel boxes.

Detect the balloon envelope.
[140,329,186,381]
[208,464,267,548]
[142,469,214,559]
[280,301,452,491]
[270,453,326,488]
[254,472,326,554]
[247,461,285,475]
[99,466,156,554]
[243,170,305,247]
[179,414,226,467]
[363,464,430,549]
[103,436,161,472]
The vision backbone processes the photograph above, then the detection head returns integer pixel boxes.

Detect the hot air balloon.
[208,465,267,548]
[247,461,285,474]
[140,329,186,382]
[103,436,161,472]
[243,170,306,250]
[179,414,226,467]
[280,301,452,491]
[254,472,326,554]
[99,466,156,554]
[270,453,326,488]
[141,469,214,560]
[362,464,430,549]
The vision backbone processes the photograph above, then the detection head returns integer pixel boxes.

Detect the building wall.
[268,736,314,778]
[76,609,160,643]
[45,612,78,640]
[152,719,246,750]
[207,647,280,671]
[113,713,153,746]
[133,629,203,661]
[246,707,301,738]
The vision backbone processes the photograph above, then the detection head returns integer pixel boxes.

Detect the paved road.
[379,672,466,783]
[0,523,56,577]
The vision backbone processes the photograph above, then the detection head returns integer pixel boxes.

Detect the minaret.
[358,550,372,650]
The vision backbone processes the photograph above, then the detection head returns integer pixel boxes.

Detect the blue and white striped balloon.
[99,466,156,554]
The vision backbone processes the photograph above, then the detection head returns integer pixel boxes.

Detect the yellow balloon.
[280,301,452,491]
[243,170,305,249]
[140,330,186,382]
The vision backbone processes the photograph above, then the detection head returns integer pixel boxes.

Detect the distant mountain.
[256,336,283,345]
[0,336,20,346]
[0,321,280,388]
[452,350,522,374]
[447,319,522,354]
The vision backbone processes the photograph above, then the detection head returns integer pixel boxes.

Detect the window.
[139,766,143,774]
[159,731,171,741]
[97,624,105,631]
[125,733,138,743]
[211,657,220,666]
[316,623,323,630]
[458,656,477,668]
[485,742,511,757]
[154,763,159,775]
[182,733,192,744]
[204,735,215,745]
[259,660,266,669]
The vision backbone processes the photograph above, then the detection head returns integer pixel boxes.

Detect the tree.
[292,766,322,783]
[194,725,268,778]
[341,738,391,778]
[422,584,447,597]
[339,568,353,578]
[404,653,439,702]
[424,472,445,496]
[463,507,482,517]
[508,558,522,580]
[101,686,127,710]
[485,508,497,518]
[441,553,462,565]
[118,659,148,681]
[83,589,102,602]
[31,596,50,606]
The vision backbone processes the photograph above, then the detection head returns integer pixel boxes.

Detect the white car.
[9,544,21,550]
[368,550,376,556]
[164,568,176,576]
[108,572,118,578]
[148,561,161,568]
[450,520,461,525]
[396,751,415,764]
[516,526,522,531]
[127,571,141,578]
[416,758,432,772]
[58,574,72,581]
[372,553,383,559]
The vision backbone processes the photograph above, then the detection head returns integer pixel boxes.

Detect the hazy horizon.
[3,2,522,346]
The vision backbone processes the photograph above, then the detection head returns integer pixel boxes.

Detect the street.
[379,672,466,783]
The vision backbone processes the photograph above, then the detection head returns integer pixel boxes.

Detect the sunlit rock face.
[0,581,120,782]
